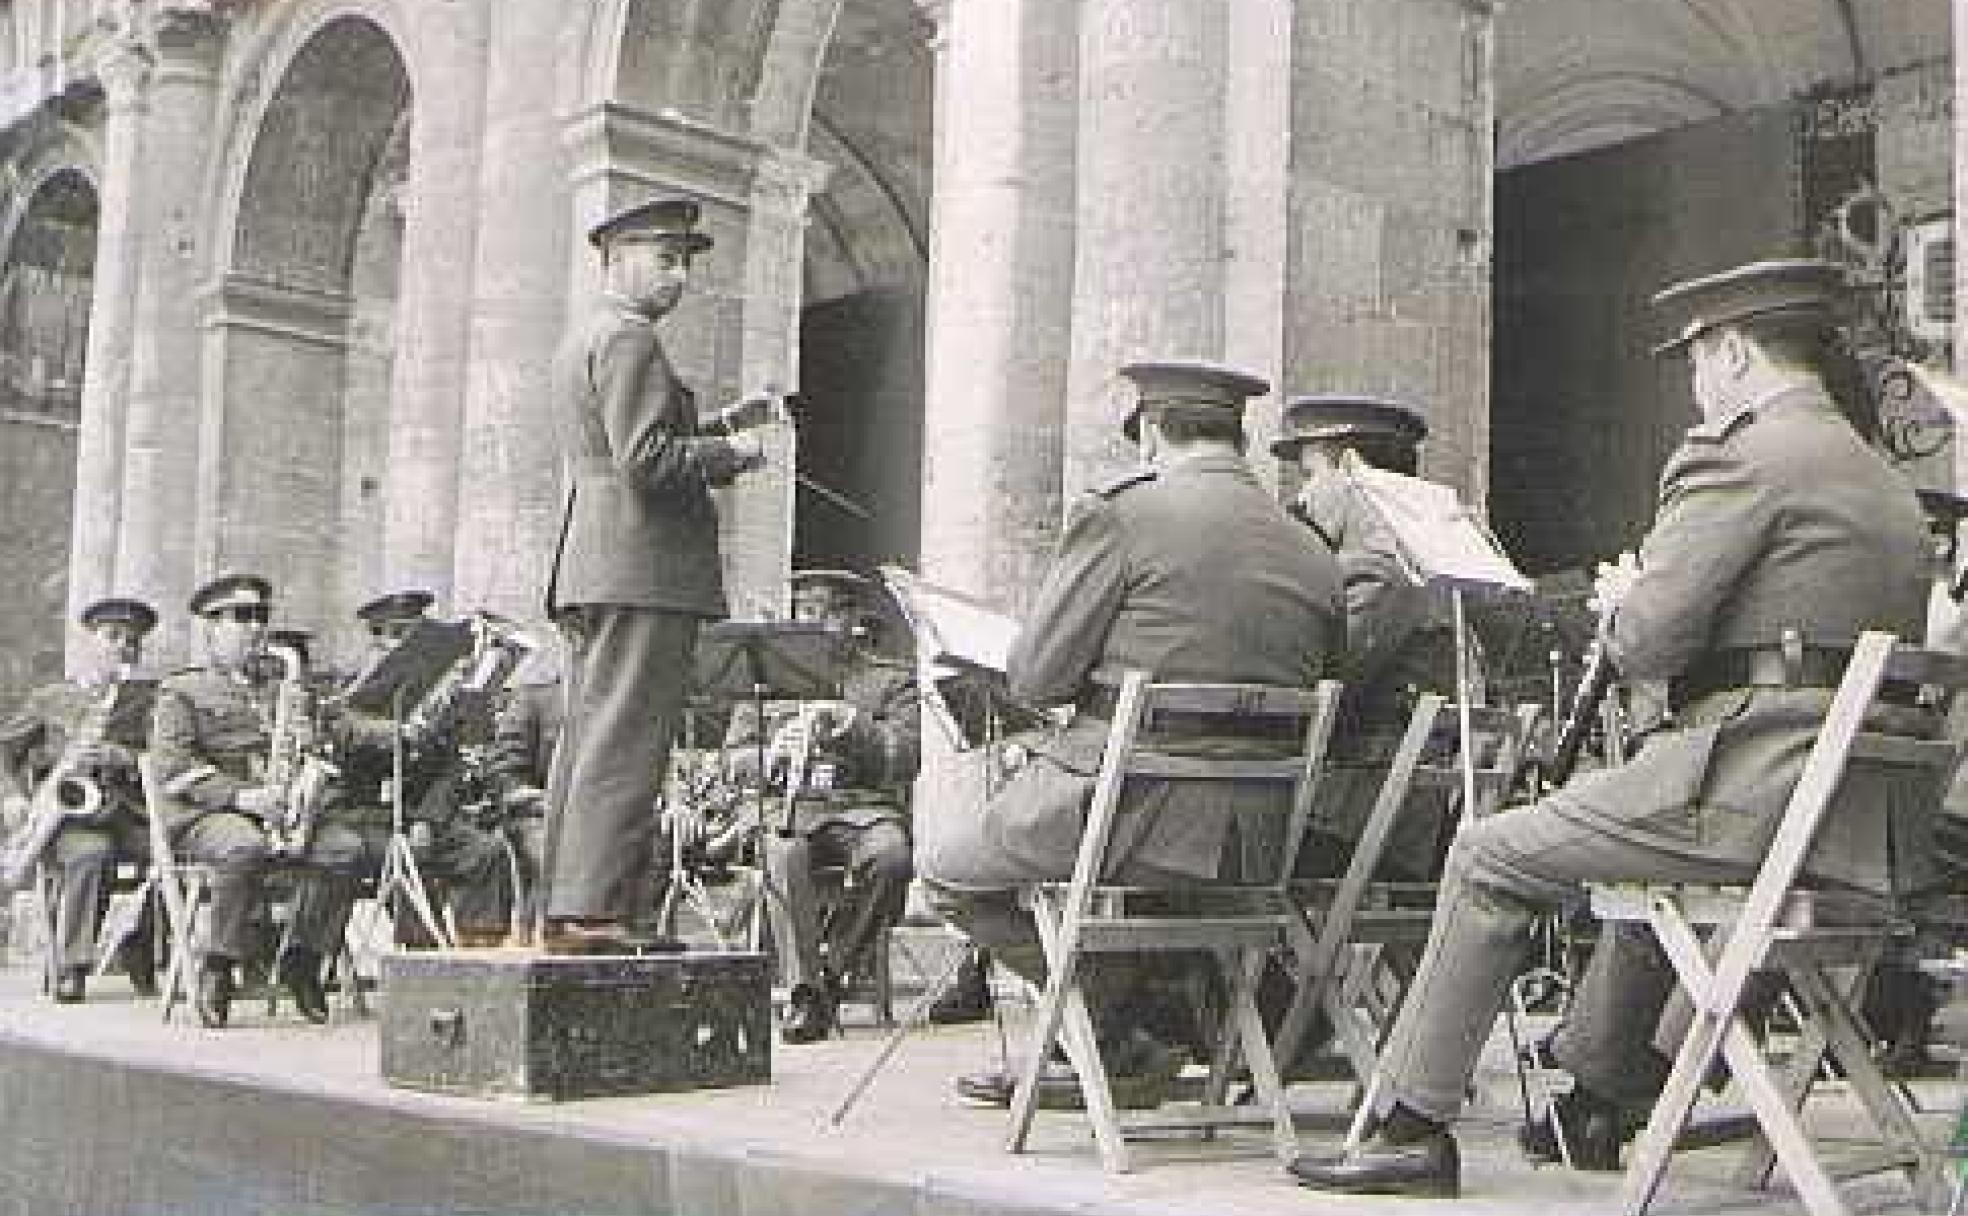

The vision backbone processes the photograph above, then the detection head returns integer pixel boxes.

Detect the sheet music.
[877,565,1020,674]
[1343,454,1534,597]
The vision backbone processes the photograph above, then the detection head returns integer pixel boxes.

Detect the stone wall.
[0,415,72,708]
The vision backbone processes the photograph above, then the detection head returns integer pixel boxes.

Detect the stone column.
[1063,0,1234,497]
[1283,0,1496,502]
[451,0,570,627]
[723,145,827,617]
[380,2,490,608]
[113,12,223,667]
[916,0,1077,608]
[911,0,1080,847]
[63,36,148,665]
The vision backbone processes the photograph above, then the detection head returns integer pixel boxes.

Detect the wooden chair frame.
[1004,672,1344,1173]
[1591,631,1966,1216]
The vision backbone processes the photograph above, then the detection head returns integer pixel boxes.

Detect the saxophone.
[0,665,125,891]
[262,642,338,858]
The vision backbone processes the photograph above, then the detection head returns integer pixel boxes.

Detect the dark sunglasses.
[213,605,269,625]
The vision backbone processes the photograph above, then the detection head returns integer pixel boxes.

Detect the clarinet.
[1545,636,1617,787]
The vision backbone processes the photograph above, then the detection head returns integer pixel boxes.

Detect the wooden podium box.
[380,949,771,1102]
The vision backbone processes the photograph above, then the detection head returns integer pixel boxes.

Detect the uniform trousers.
[1378,794,1759,1122]
[764,817,911,992]
[546,606,698,921]
[174,813,361,962]
[47,814,149,969]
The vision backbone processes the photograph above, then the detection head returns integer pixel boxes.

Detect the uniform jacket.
[725,650,920,835]
[991,451,1346,880]
[1564,385,1935,894]
[544,299,750,616]
[148,668,275,835]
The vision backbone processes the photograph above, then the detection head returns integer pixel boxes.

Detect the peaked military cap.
[1119,359,1271,442]
[79,596,158,637]
[189,573,273,620]
[1651,258,1843,355]
[356,589,435,625]
[1271,394,1428,460]
[587,197,714,253]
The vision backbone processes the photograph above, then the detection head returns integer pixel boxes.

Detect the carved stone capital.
[563,102,763,205]
[93,37,155,109]
[751,146,831,216]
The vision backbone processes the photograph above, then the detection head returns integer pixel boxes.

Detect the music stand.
[661,620,848,948]
[337,619,472,951]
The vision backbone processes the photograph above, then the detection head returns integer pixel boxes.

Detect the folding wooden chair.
[1275,694,1541,1090]
[138,755,214,1022]
[1590,631,1966,1216]
[1005,672,1343,1173]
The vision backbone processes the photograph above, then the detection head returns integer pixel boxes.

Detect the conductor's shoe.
[51,967,87,1004]
[195,962,234,1029]
[541,919,631,955]
[1519,1089,1631,1171]
[1287,1128,1460,1198]
[278,951,331,1025]
[781,983,838,1045]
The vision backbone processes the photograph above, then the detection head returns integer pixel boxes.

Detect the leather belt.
[1076,688,1306,742]
[1672,644,1922,709]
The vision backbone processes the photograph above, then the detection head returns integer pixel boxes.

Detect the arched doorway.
[209,14,409,661]
[792,0,932,576]
[0,167,97,703]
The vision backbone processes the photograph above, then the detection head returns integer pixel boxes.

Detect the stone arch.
[200,12,411,647]
[0,164,100,705]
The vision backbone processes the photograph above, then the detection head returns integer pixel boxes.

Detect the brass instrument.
[263,642,338,858]
[0,665,126,891]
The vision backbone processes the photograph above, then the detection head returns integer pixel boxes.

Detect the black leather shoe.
[781,983,838,1045]
[541,919,632,955]
[278,952,331,1025]
[52,967,87,1004]
[195,963,234,1029]
[927,953,992,1025]
[1287,1128,1461,1198]
[953,1044,1182,1112]
[1519,1089,1631,1171]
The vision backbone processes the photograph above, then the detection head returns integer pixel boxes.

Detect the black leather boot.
[1288,1105,1460,1198]
[278,948,331,1025]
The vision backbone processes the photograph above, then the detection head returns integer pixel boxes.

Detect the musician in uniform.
[149,574,364,1027]
[324,591,514,947]
[488,649,561,936]
[1292,259,1938,1197]
[0,597,159,1002]
[917,358,1346,1107]
[542,197,767,953]
[1274,395,1462,881]
[722,569,919,1044]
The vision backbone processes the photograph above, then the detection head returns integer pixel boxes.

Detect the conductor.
[541,197,768,953]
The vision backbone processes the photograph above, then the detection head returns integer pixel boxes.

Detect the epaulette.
[1090,468,1158,499]
[1687,406,1757,444]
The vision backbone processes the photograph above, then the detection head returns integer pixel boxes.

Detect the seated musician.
[0,597,159,1002]
[720,570,919,1044]
[487,647,561,936]
[149,575,364,1027]
[326,590,513,947]
[916,358,1345,1108]
[1291,259,1941,1197]
[1275,393,1464,880]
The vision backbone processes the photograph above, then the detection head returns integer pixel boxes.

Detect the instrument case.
[380,948,770,1101]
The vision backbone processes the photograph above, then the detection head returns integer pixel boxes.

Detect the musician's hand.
[233,785,283,820]
[665,800,708,845]
[1589,551,1642,619]
[1,794,29,831]
[68,741,127,770]
[808,701,857,740]
[500,784,546,812]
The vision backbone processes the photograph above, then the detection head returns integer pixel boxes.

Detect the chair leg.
[1228,947,1298,1164]
[1788,962,1950,1210]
